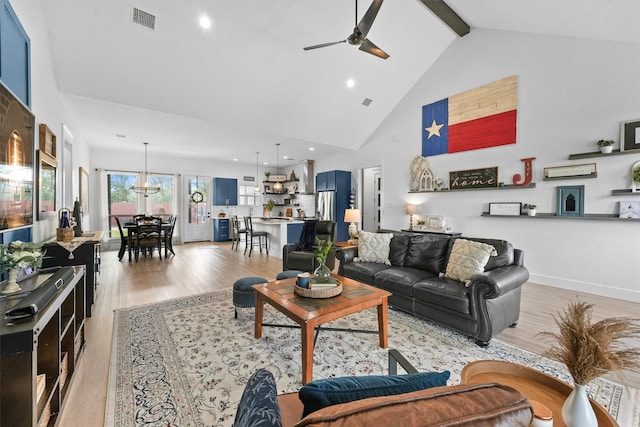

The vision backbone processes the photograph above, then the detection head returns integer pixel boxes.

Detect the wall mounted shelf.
[543,173,597,181]
[410,183,536,193]
[568,149,640,160]
[611,189,640,195]
[481,212,638,221]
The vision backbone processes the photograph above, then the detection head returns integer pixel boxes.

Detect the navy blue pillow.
[298,371,450,417]
[298,220,318,251]
[233,369,282,427]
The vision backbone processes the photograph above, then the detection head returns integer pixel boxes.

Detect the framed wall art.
[489,202,522,216]
[39,123,56,158]
[556,185,584,217]
[0,82,34,230]
[426,215,445,230]
[619,201,640,219]
[620,118,640,152]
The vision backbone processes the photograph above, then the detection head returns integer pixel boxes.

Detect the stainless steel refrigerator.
[316,191,335,222]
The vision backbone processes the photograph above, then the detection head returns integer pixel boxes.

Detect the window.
[238,185,258,206]
[107,172,175,238]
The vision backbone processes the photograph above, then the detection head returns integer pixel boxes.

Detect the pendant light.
[130,142,161,197]
[273,143,283,193]
[254,152,261,193]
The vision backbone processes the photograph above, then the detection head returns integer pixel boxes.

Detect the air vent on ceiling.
[362,98,373,107]
[132,7,155,30]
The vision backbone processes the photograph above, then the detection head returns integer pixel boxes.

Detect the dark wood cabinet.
[0,267,85,427]
[42,233,101,317]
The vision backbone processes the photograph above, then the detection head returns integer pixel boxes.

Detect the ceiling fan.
[303,0,390,60]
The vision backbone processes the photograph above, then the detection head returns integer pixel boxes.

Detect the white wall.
[325,29,640,302]
[11,0,92,241]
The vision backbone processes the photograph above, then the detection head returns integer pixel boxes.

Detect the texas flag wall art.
[422,76,517,156]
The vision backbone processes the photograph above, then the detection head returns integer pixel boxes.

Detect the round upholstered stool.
[233,276,267,319]
[275,270,303,280]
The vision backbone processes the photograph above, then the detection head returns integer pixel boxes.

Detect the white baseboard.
[528,274,640,303]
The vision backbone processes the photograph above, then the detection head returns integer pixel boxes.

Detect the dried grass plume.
[537,301,640,385]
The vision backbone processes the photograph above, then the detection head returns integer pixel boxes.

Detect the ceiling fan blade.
[418,0,470,37]
[359,39,389,59]
[358,0,384,39]
[303,40,346,51]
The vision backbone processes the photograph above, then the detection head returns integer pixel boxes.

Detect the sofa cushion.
[374,267,437,298]
[413,277,471,315]
[342,261,390,284]
[388,234,411,267]
[355,231,393,264]
[464,237,514,270]
[294,383,533,427]
[298,371,450,417]
[444,239,497,283]
[404,234,452,275]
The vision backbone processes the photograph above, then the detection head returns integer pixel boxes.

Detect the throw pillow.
[444,238,497,283]
[354,231,393,264]
[233,368,282,427]
[298,220,318,251]
[298,371,450,417]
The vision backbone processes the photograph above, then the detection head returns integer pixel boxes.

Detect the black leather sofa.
[335,230,529,346]
[282,220,336,272]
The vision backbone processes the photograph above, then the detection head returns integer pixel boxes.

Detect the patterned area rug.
[106,289,639,427]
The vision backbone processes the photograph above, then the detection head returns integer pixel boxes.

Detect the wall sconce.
[406,204,417,230]
[344,208,361,242]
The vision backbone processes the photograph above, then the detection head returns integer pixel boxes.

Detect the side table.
[461,360,617,427]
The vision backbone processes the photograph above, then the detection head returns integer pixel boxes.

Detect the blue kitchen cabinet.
[213,218,230,241]
[213,177,238,206]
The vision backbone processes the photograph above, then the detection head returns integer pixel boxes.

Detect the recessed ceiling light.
[346,79,355,88]
[309,147,315,151]
[199,15,211,29]
[283,155,289,159]
[233,158,238,162]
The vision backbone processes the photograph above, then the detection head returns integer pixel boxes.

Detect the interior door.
[183,175,212,242]
[363,166,382,232]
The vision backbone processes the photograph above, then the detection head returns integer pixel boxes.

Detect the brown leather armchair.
[282,220,336,272]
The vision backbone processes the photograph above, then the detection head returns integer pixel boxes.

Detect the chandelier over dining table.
[130,142,161,197]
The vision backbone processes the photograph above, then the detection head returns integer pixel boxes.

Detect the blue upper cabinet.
[213,177,238,206]
[0,0,31,107]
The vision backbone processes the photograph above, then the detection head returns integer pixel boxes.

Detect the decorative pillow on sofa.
[233,368,282,427]
[298,371,451,417]
[354,231,394,264]
[444,238,497,283]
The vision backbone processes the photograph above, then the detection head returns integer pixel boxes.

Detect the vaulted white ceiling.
[40,0,639,165]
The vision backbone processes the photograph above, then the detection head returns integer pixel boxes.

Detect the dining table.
[123,221,173,261]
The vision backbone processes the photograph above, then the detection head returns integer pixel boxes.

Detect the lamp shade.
[405,204,417,215]
[344,208,361,223]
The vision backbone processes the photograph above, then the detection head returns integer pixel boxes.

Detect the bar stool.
[243,216,268,257]
[230,215,246,251]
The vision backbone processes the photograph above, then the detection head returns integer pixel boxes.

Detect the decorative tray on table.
[294,278,342,298]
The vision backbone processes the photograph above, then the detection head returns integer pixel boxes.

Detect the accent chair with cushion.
[282,220,336,272]
[233,350,533,427]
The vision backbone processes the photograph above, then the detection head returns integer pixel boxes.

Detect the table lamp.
[406,204,417,230]
[344,208,361,242]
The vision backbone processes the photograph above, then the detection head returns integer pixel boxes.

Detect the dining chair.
[133,216,163,261]
[162,215,177,257]
[111,215,129,261]
[231,215,246,251]
[243,216,268,257]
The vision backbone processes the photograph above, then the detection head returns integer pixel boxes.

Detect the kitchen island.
[250,218,308,258]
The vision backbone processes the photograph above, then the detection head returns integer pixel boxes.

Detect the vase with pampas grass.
[537,301,640,427]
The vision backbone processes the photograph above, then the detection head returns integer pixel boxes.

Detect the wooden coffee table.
[253,274,392,384]
[461,360,618,427]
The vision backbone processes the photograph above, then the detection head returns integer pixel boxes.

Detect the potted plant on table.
[0,241,45,294]
[313,237,333,283]
[596,139,615,154]
[537,301,640,427]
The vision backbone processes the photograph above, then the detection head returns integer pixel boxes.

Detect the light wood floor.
[58,241,639,425]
